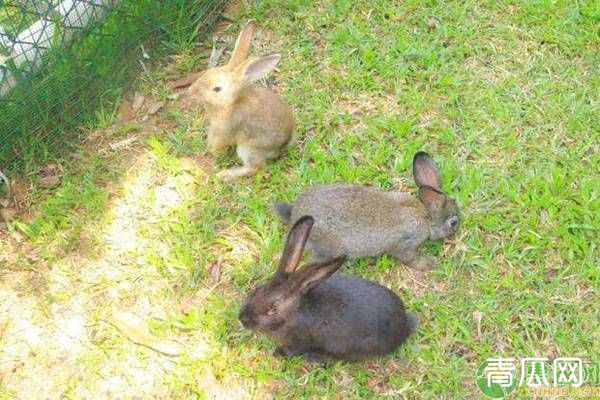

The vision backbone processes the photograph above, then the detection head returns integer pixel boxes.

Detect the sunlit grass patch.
[1,0,598,398]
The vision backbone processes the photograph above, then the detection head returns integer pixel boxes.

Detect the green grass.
[1,0,599,399]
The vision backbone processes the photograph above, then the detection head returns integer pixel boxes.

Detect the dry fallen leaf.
[117,100,135,122]
[427,18,438,31]
[214,20,230,35]
[545,343,559,360]
[473,310,483,340]
[171,72,203,89]
[146,100,165,115]
[132,91,145,111]
[209,255,223,283]
[38,175,60,188]
[40,163,61,176]
[179,294,196,315]
[0,207,17,222]
[108,312,182,356]
[367,377,380,388]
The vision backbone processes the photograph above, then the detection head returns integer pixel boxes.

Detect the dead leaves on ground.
[1,164,61,224]
[170,72,203,89]
[209,255,224,284]
[38,163,63,188]
[108,312,182,356]
[118,92,167,124]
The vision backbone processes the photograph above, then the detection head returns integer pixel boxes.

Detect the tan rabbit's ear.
[277,216,314,274]
[293,256,346,295]
[235,54,281,82]
[418,186,446,213]
[413,151,442,190]
[227,20,255,68]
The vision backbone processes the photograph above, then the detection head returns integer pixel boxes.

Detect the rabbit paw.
[274,346,331,363]
[302,350,332,363]
[274,346,302,358]
[217,167,257,182]
[216,169,239,182]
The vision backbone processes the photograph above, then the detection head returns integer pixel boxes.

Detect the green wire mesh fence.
[0,0,226,177]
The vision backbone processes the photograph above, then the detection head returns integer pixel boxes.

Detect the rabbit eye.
[447,215,459,228]
[212,86,222,92]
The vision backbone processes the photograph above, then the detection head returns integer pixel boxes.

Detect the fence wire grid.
[0,0,226,176]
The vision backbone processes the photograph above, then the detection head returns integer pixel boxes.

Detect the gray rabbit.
[239,216,418,362]
[275,152,459,270]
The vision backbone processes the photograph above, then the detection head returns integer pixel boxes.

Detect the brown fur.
[188,21,295,181]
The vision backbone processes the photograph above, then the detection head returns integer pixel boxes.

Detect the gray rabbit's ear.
[418,186,446,213]
[277,216,314,275]
[413,151,442,190]
[293,256,346,295]
[228,20,255,68]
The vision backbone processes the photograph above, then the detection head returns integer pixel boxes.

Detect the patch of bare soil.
[0,16,285,398]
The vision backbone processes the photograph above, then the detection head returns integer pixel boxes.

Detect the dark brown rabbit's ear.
[277,216,314,275]
[413,151,442,190]
[228,20,255,68]
[293,256,346,295]
[418,185,446,213]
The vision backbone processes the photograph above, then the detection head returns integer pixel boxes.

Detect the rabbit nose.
[239,314,255,328]
[447,215,459,230]
[238,306,253,327]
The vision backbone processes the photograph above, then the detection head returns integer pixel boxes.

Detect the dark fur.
[274,201,292,224]
[239,216,418,362]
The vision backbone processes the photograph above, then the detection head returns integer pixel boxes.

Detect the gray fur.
[405,312,419,335]
[274,201,292,223]
[277,152,459,270]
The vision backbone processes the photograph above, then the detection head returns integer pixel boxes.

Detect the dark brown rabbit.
[239,216,418,362]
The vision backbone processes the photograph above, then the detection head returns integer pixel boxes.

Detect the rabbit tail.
[405,312,419,336]
[274,201,293,224]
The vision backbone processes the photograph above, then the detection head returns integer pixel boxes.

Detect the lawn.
[0,0,598,398]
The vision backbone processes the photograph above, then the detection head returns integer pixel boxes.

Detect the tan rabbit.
[188,21,295,182]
